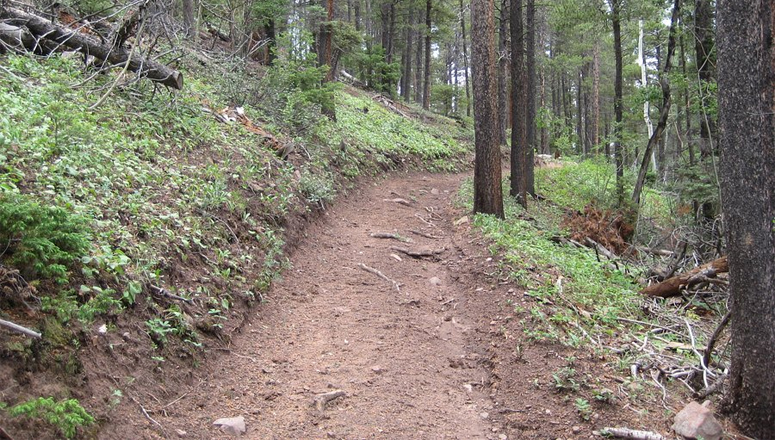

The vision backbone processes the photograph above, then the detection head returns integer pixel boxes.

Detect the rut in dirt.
[126,172,507,439]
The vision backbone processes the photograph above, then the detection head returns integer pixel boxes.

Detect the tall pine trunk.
[471,0,504,217]
[717,0,775,436]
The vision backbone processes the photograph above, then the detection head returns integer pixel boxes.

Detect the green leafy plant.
[8,397,94,439]
[574,397,592,421]
[0,193,91,282]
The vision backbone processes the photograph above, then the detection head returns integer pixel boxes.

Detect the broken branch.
[357,263,400,291]
[601,427,666,440]
[0,318,42,339]
[389,246,445,259]
[369,232,412,242]
[639,256,728,298]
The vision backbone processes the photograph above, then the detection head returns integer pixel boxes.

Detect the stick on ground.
[313,390,346,411]
[601,427,666,440]
[0,318,41,339]
[358,263,400,291]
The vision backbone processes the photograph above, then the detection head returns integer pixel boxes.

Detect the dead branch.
[0,318,42,339]
[372,94,409,118]
[383,197,412,207]
[585,237,617,260]
[313,389,345,411]
[702,310,731,368]
[601,427,666,440]
[389,246,445,259]
[640,256,728,298]
[408,229,441,240]
[357,263,400,291]
[149,285,193,303]
[369,232,412,242]
[1,6,182,89]
[696,372,728,399]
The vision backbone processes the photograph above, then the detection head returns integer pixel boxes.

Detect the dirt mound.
[563,205,634,255]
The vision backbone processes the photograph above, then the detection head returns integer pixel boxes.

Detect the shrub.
[7,397,95,439]
[0,193,91,282]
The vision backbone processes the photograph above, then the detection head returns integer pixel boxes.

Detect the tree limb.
[0,318,42,339]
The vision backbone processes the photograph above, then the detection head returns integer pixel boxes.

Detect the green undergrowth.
[460,158,679,347]
[0,53,471,360]
[3,397,95,439]
[462,181,644,346]
[534,157,678,233]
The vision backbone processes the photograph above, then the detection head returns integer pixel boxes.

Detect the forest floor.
[92,170,677,440]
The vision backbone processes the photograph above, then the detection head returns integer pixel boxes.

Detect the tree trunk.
[510,0,527,206]
[497,0,509,145]
[1,7,182,89]
[401,21,413,100]
[471,0,504,218]
[591,40,600,151]
[576,69,584,155]
[460,0,471,117]
[695,0,716,220]
[717,0,775,436]
[611,0,624,208]
[423,0,432,110]
[632,0,680,206]
[525,0,535,195]
[415,14,424,104]
[182,0,197,37]
[640,256,728,298]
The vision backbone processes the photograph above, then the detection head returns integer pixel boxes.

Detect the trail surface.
[168,172,501,439]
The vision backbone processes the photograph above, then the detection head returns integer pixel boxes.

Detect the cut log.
[639,256,728,298]
[1,7,182,89]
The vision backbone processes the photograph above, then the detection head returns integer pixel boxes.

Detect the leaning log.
[1,7,182,89]
[640,256,728,298]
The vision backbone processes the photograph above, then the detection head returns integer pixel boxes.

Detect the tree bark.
[1,7,182,89]
[632,0,680,206]
[497,0,509,145]
[182,0,197,38]
[640,256,727,298]
[401,21,413,100]
[510,0,526,206]
[471,0,504,218]
[695,0,716,220]
[525,0,535,195]
[591,40,600,151]
[459,0,471,117]
[611,0,624,207]
[423,0,432,110]
[717,0,775,436]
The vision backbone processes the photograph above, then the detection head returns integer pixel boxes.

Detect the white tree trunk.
[638,19,657,172]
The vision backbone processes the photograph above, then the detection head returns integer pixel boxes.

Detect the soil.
[3,170,730,439]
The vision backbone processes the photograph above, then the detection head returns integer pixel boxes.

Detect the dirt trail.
[157,172,503,439]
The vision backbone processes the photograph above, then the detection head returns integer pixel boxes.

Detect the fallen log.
[639,256,728,298]
[1,7,182,89]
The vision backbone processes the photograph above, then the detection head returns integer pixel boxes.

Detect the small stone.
[463,383,473,393]
[431,188,440,195]
[572,426,582,434]
[480,412,489,419]
[672,401,722,440]
[371,366,384,374]
[213,416,246,436]
[97,324,107,334]
[498,435,508,440]
[429,277,442,286]
[175,429,187,438]
[121,332,130,341]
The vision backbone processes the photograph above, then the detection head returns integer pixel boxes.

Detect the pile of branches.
[0,0,182,89]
